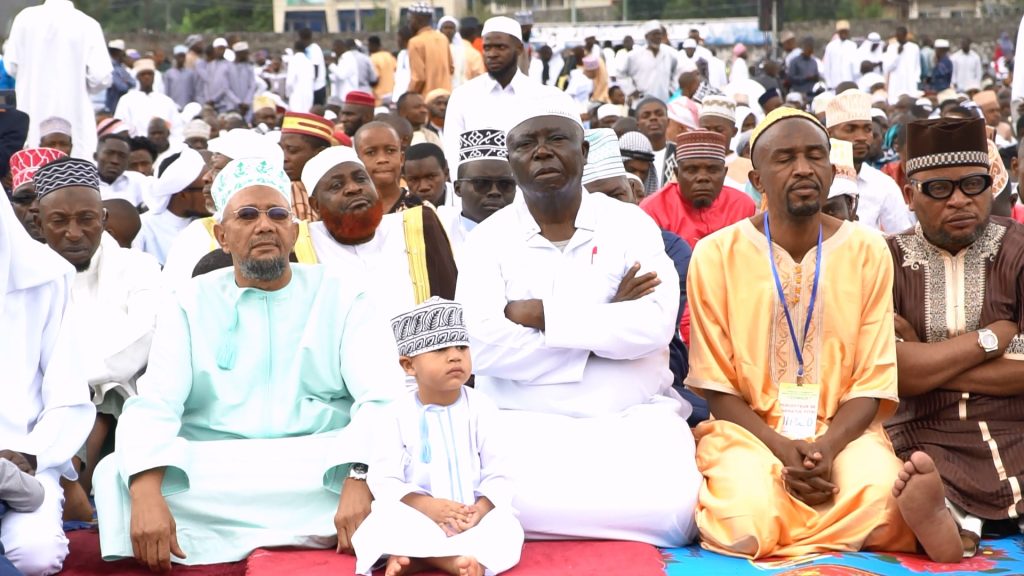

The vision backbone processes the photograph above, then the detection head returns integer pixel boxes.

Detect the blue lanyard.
[764,211,823,382]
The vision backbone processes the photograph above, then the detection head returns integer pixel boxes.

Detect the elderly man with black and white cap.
[0,160,94,576]
[33,157,163,497]
[456,97,700,547]
[160,129,285,287]
[132,147,210,266]
[443,16,576,174]
[94,157,406,571]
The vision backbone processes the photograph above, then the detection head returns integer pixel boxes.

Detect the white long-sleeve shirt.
[951,50,983,92]
[857,163,914,234]
[456,191,681,418]
[3,0,112,159]
[114,89,183,140]
[823,37,859,87]
[286,52,315,113]
[883,41,921,103]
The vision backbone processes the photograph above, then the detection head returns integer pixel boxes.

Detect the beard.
[321,200,385,244]
[239,255,288,281]
[787,199,821,218]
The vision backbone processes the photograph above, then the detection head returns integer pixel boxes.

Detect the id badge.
[778,381,820,440]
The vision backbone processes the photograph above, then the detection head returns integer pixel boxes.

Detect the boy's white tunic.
[93,264,406,565]
[455,192,701,547]
[354,387,523,575]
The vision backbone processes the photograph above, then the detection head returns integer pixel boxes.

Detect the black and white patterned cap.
[33,158,101,198]
[459,129,507,167]
[391,297,470,357]
[408,2,434,15]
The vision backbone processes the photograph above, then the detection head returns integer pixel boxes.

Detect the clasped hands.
[775,438,838,507]
[403,493,495,537]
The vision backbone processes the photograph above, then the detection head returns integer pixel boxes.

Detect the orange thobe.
[407,28,453,95]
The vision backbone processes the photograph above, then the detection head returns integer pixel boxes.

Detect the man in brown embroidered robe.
[886,116,1024,557]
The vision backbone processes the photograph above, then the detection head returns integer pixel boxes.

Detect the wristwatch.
[348,463,369,481]
[977,328,999,354]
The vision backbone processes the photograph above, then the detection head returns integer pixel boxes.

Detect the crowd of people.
[1,1,1024,575]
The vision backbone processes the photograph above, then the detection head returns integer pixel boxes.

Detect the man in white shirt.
[951,38,983,93]
[437,128,516,263]
[0,165,93,576]
[823,20,859,88]
[286,43,316,114]
[3,0,112,160]
[443,16,576,180]
[624,20,679,102]
[883,27,921,104]
[95,134,152,208]
[114,59,182,140]
[133,147,210,266]
[826,89,914,233]
[33,157,163,497]
[455,99,700,548]
[298,28,328,105]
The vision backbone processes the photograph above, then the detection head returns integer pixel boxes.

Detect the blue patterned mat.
[663,536,1024,575]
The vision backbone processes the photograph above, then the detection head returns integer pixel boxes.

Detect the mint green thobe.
[94,264,406,565]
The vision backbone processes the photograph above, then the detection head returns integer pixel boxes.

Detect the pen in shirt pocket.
[591,246,597,265]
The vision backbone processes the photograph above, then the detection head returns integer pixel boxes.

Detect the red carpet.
[63,529,667,575]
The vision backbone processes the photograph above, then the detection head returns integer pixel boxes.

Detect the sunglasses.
[232,206,293,221]
[911,174,992,200]
[456,178,517,195]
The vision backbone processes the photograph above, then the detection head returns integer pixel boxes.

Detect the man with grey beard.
[93,157,406,571]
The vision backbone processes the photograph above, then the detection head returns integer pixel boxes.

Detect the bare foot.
[61,477,94,523]
[384,556,430,576]
[426,555,483,576]
[893,451,963,564]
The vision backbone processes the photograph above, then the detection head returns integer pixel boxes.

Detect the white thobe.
[114,89,183,141]
[883,42,921,103]
[857,163,914,234]
[624,47,678,102]
[528,56,563,87]
[455,192,700,547]
[307,42,327,92]
[0,200,94,576]
[71,235,163,415]
[858,41,885,69]
[443,71,575,176]
[330,52,360,100]
[951,50,983,92]
[99,170,153,207]
[823,38,859,88]
[3,0,112,160]
[393,49,411,102]
[353,388,523,575]
[133,211,194,266]
[287,53,315,113]
[564,68,593,107]
[308,216,416,323]
[729,57,749,84]
[160,218,218,290]
[1013,14,1024,122]
[437,205,477,266]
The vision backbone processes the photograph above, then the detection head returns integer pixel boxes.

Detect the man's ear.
[213,222,229,252]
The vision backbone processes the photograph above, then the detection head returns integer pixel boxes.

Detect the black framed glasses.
[911,174,993,200]
[232,206,293,221]
[456,178,517,195]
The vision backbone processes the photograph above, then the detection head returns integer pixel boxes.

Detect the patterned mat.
[663,536,1024,575]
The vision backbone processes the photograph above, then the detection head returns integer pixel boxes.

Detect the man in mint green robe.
[93,157,407,569]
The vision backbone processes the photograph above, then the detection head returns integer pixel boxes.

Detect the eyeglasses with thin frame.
[232,206,293,221]
[456,178,517,195]
[911,174,993,200]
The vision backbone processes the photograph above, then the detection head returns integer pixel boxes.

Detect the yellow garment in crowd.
[685,219,917,559]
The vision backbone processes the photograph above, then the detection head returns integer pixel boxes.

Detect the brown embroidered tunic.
[885,217,1024,520]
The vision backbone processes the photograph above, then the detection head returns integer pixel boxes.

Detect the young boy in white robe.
[353,297,524,576]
